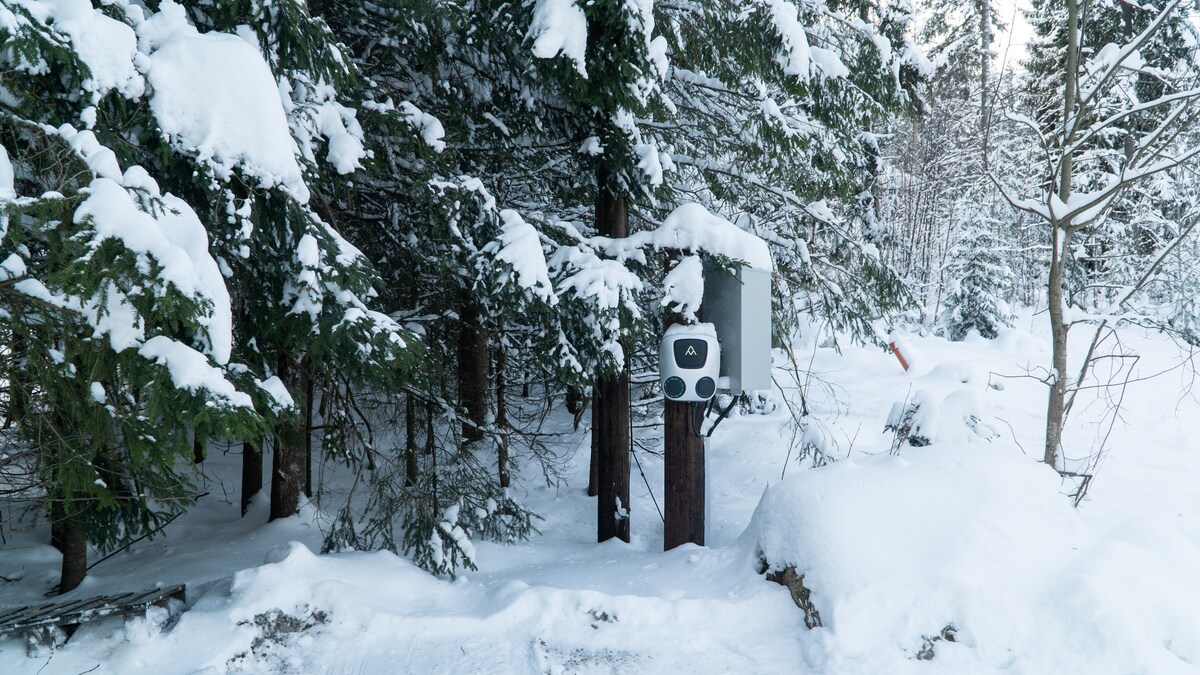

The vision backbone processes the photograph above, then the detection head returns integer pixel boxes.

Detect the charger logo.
[673,339,708,368]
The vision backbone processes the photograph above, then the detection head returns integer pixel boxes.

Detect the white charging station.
[659,323,721,402]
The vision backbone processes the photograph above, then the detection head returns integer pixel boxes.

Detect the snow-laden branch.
[1074,0,1189,124]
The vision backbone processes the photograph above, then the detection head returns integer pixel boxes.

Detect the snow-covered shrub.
[885,388,999,451]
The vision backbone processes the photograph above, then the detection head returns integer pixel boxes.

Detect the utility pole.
[662,295,705,547]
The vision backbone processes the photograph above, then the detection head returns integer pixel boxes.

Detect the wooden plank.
[0,585,188,636]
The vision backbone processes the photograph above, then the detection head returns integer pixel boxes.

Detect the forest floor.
[3,310,1200,674]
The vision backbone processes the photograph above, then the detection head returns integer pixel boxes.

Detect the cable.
[705,395,739,438]
[630,371,664,523]
[632,441,664,523]
[691,401,705,436]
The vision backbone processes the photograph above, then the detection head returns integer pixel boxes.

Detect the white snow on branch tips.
[399,102,446,153]
[0,144,13,202]
[157,194,234,364]
[759,0,811,79]
[487,210,556,304]
[662,254,705,319]
[528,0,588,78]
[635,142,665,186]
[315,96,367,174]
[138,336,253,408]
[662,255,704,321]
[140,1,308,202]
[36,0,145,99]
[621,203,773,271]
[75,178,234,363]
[256,375,295,413]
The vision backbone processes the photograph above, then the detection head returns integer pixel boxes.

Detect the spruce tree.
[941,218,1014,340]
[0,0,263,592]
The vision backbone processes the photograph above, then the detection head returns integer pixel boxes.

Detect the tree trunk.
[594,164,631,543]
[1045,0,1080,469]
[457,297,489,444]
[192,431,205,464]
[588,397,600,497]
[270,355,306,521]
[1045,227,1071,468]
[241,437,263,516]
[663,253,705,550]
[495,321,510,489]
[595,371,630,543]
[303,361,314,497]
[979,0,991,147]
[58,511,87,595]
[405,394,419,487]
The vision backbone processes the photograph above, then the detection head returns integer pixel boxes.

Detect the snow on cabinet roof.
[624,203,773,272]
[140,2,309,203]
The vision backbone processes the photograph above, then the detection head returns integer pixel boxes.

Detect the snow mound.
[741,444,1200,670]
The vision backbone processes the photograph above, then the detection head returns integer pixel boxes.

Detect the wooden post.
[663,251,705,549]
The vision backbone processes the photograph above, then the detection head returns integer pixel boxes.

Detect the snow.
[762,0,812,79]
[314,99,367,174]
[157,194,234,364]
[399,101,446,153]
[487,209,556,304]
[528,0,588,78]
[256,375,296,412]
[661,254,704,321]
[664,322,717,339]
[6,315,1200,673]
[634,141,665,186]
[621,203,773,271]
[138,336,253,409]
[141,1,309,202]
[0,143,13,201]
[34,0,145,99]
[0,253,25,280]
[75,178,234,363]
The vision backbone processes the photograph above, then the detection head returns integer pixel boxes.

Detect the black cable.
[706,395,739,438]
[630,373,664,522]
[631,442,664,523]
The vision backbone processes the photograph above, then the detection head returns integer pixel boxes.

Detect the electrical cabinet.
[701,264,772,393]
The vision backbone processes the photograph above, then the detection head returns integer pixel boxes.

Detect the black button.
[695,377,716,399]
[673,339,708,369]
[664,376,686,399]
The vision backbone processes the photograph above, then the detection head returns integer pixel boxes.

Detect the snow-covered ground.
[3,312,1200,674]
